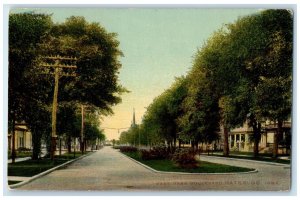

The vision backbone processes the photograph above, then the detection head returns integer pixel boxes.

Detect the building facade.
[8,123,32,150]
[228,120,291,154]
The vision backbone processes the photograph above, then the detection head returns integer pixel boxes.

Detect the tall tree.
[9,14,126,159]
[225,9,293,157]
[178,66,220,150]
[9,13,53,160]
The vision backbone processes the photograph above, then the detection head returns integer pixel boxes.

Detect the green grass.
[8,151,86,177]
[8,159,67,177]
[8,180,22,185]
[123,151,254,173]
[8,151,32,159]
[54,152,85,159]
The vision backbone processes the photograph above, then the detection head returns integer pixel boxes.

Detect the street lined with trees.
[119,9,292,159]
[7,8,293,191]
[9,13,125,161]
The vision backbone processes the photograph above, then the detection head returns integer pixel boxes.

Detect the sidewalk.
[203,152,291,161]
[8,176,31,182]
[8,157,31,164]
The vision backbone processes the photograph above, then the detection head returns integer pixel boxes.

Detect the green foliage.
[138,77,188,147]
[119,146,138,153]
[38,16,127,113]
[140,145,172,160]
[119,125,141,146]
[178,71,220,145]
[9,13,53,159]
[123,151,253,173]
[9,13,124,158]
[172,148,198,168]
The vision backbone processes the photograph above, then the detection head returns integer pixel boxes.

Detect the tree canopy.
[9,13,126,159]
[119,9,293,158]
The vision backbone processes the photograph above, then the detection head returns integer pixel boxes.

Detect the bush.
[140,149,153,160]
[140,145,172,160]
[172,148,198,168]
[119,146,137,153]
[17,147,31,152]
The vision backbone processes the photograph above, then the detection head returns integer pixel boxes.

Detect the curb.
[119,151,258,175]
[8,151,95,189]
[200,155,291,167]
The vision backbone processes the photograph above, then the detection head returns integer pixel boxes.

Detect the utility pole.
[11,111,16,163]
[81,104,85,155]
[80,104,92,154]
[40,55,77,160]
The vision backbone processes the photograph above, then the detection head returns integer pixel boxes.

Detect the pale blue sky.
[11,8,261,139]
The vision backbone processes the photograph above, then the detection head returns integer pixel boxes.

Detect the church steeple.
[131,108,136,127]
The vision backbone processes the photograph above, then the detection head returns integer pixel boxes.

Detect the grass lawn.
[8,151,32,159]
[8,151,86,177]
[123,152,254,173]
[8,180,22,185]
[54,152,85,159]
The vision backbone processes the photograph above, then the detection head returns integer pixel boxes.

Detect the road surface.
[13,146,290,191]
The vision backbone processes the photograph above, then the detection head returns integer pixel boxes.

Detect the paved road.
[15,146,290,191]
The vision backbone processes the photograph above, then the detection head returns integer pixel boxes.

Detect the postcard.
[6,6,293,193]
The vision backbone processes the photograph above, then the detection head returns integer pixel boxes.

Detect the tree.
[56,103,81,153]
[178,67,220,151]
[9,13,53,160]
[38,16,127,112]
[9,14,126,159]
[84,122,104,150]
[188,9,292,158]
[225,9,293,157]
[138,77,188,148]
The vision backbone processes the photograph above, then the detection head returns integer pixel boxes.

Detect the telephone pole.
[81,104,85,155]
[40,55,77,160]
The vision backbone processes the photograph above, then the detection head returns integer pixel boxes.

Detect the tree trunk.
[32,131,41,160]
[173,137,176,148]
[248,114,261,158]
[273,120,283,158]
[11,114,16,163]
[191,140,195,150]
[67,136,71,153]
[253,136,259,158]
[73,137,76,158]
[223,125,229,157]
[253,122,262,158]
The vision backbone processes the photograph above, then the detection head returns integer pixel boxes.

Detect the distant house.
[183,120,291,156]
[8,122,32,150]
[228,120,291,154]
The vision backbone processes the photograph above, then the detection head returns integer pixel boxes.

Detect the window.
[19,136,24,147]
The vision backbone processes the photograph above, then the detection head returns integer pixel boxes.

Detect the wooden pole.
[40,55,77,160]
[50,66,59,160]
[81,104,84,155]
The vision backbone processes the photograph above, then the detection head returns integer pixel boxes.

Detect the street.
[14,146,290,191]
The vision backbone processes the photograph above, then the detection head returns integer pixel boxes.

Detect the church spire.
[131,108,136,127]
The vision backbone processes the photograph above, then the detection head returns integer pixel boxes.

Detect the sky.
[11,7,261,140]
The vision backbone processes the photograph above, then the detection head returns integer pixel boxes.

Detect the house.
[8,122,32,151]
[228,120,291,154]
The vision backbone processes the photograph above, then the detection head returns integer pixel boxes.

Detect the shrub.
[140,149,154,160]
[172,148,198,168]
[17,147,31,152]
[119,146,137,153]
[140,145,172,160]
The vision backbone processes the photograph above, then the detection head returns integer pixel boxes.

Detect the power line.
[101,127,130,130]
